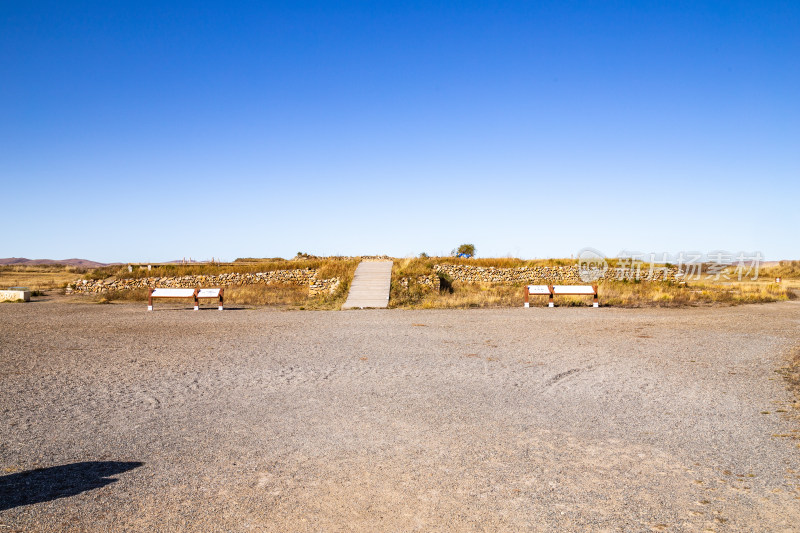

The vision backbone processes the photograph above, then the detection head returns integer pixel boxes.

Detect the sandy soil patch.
[1,298,799,531]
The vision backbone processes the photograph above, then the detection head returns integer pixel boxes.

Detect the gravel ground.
[1,297,799,532]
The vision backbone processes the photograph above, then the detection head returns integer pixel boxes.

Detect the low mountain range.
[0,257,110,268]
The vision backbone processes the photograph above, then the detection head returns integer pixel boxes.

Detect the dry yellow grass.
[598,280,792,307]
[390,280,519,309]
[224,281,351,309]
[761,260,800,280]
[391,274,794,309]
[0,265,85,291]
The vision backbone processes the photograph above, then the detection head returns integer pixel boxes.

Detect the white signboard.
[197,288,221,298]
[151,288,196,297]
[552,285,595,295]
[527,285,551,294]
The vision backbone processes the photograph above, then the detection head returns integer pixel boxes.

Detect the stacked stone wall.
[432,264,681,284]
[67,269,340,296]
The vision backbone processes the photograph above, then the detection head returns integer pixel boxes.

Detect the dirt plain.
[1,297,799,532]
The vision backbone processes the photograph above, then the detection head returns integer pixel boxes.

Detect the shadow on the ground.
[148,307,250,311]
[0,461,143,511]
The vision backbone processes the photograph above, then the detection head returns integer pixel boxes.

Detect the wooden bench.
[524,284,599,307]
[147,288,224,311]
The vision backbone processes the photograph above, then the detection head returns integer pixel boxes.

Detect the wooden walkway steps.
[341,261,393,309]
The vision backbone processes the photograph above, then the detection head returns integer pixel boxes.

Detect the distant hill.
[0,257,109,268]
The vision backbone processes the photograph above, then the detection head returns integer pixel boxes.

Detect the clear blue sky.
[2,1,798,262]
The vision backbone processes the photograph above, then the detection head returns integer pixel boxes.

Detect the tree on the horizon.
[453,244,476,258]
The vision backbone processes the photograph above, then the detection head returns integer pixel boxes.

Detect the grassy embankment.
[78,258,360,309]
[6,258,798,309]
[389,257,797,309]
